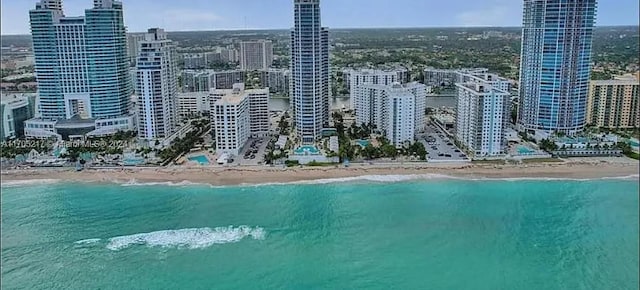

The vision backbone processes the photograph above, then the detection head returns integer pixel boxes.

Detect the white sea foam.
[104,226,266,251]
[74,238,102,245]
[119,179,207,187]
[116,173,639,189]
[0,179,61,188]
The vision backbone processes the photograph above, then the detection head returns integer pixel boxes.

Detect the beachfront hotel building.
[518,0,597,135]
[455,75,511,157]
[25,0,135,139]
[290,0,330,143]
[135,28,178,141]
[240,40,274,71]
[353,82,427,147]
[587,75,640,129]
[210,83,270,139]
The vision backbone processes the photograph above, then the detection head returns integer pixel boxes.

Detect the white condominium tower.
[291,0,330,143]
[353,82,427,147]
[347,68,409,110]
[455,74,511,157]
[240,40,274,71]
[210,83,270,139]
[136,28,178,141]
[212,89,250,156]
[26,0,134,139]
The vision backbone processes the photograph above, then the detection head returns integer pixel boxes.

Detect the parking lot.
[418,124,469,162]
[237,137,270,166]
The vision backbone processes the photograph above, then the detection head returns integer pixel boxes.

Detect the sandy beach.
[1,157,638,186]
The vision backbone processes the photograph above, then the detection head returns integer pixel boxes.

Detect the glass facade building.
[518,0,597,134]
[290,0,330,143]
[26,0,133,138]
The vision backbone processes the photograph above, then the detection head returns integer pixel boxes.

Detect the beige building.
[587,74,639,129]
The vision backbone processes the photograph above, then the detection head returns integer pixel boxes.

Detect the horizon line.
[2,24,638,37]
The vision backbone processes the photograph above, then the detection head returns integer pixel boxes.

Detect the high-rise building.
[290,0,330,143]
[587,75,639,129]
[25,0,134,139]
[347,68,408,110]
[518,0,597,134]
[136,28,178,141]
[182,70,246,92]
[455,75,511,157]
[258,69,291,95]
[212,89,250,156]
[240,40,273,71]
[177,92,210,122]
[210,83,270,138]
[127,32,153,66]
[353,82,426,146]
[423,67,489,87]
[1,94,35,141]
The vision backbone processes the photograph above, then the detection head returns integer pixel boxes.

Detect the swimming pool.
[356,140,371,147]
[629,140,639,147]
[188,155,210,165]
[123,158,145,166]
[517,146,536,155]
[294,146,320,155]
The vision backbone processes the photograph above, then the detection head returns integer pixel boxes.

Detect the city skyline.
[2,0,639,35]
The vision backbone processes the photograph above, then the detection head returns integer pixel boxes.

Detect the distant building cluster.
[12,0,638,165]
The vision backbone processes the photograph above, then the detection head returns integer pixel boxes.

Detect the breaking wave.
[0,179,60,188]
[93,226,266,251]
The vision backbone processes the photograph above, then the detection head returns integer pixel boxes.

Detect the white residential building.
[182,70,246,92]
[210,83,269,138]
[386,90,416,147]
[240,40,273,71]
[136,28,178,141]
[347,68,408,109]
[424,67,489,87]
[212,90,250,156]
[353,82,426,147]
[455,79,510,157]
[177,92,210,122]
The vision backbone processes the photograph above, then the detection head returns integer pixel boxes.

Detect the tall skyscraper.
[136,28,178,141]
[240,40,273,71]
[518,0,597,135]
[26,0,134,139]
[290,0,330,143]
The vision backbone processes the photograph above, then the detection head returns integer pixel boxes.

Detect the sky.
[2,0,638,35]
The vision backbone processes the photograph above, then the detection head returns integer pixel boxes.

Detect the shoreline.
[2,158,638,186]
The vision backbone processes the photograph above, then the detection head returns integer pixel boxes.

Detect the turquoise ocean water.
[2,177,639,289]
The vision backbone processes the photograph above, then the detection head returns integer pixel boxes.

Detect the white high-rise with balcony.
[353,82,426,147]
[212,87,250,156]
[136,28,178,141]
[455,75,511,157]
[210,83,270,139]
